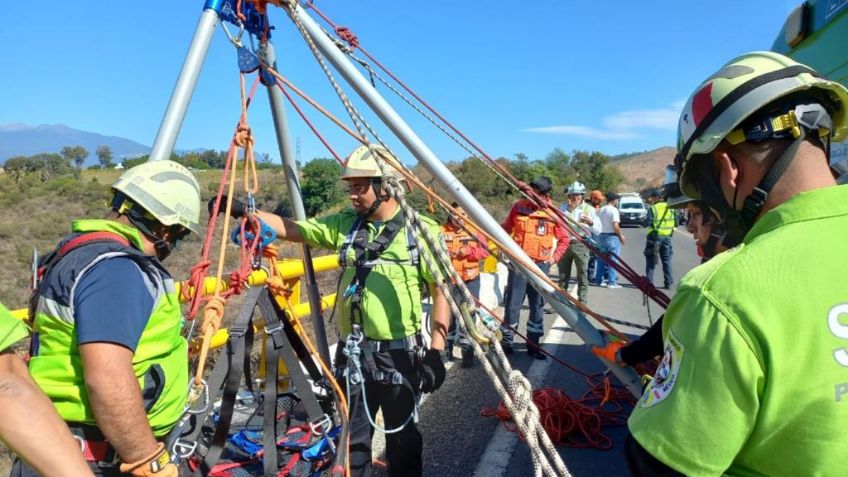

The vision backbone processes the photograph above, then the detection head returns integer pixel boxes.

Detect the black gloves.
[419,348,446,393]
[208,195,246,219]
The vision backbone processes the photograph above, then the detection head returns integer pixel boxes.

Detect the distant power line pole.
[296,136,301,165]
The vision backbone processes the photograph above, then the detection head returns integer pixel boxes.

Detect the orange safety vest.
[511,205,556,261]
[442,223,481,282]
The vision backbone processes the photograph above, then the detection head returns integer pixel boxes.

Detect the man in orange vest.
[500,177,568,359]
[442,203,489,367]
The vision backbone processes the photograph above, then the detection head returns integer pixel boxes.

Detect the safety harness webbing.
[197,286,329,476]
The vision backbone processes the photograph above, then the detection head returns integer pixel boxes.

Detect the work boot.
[526,333,547,361]
[461,347,474,368]
[444,341,454,362]
[501,340,514,355]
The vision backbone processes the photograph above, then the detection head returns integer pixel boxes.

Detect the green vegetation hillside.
[0,146,639,308]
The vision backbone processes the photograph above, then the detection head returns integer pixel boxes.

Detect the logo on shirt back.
[640,330,684,408]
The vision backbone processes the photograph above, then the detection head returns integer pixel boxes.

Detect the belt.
[367,333,424,353]
[67,423,119,467]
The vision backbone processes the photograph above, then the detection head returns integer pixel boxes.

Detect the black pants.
[645,235,673,287]
[337,346,423,477]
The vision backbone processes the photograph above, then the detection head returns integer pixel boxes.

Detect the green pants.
[558,241,590,304]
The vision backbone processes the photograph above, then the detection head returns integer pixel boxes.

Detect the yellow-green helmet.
[111,160,202,234]
[676,51,848,198]
[341,145,405,181]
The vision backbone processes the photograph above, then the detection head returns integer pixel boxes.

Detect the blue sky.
[0,1,798,164]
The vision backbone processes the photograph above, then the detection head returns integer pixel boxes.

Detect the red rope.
[183,75,261,319]
[273,79,345,165]
[482,385,633,450]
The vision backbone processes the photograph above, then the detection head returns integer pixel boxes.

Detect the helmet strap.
[358,178,387,218]
[727,126,807,243]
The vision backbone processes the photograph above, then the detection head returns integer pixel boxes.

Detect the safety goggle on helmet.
[675,51,848,199]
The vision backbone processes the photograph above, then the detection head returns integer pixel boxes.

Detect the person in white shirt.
[593,192,626,288]
[557,181,601,303]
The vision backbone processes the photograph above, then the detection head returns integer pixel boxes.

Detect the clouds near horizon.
[523,101,684,141]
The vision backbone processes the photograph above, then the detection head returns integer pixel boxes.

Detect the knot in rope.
[200,296,226,337]
[263,243,280,260]
[335,26,359,50]
[267,275,289,298]
[507,370,539,428]
[227,270,250,296]
[234,124,254,148]
[182,259,212,318]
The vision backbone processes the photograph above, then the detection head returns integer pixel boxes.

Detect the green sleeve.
[0,304,29,352]
[295,213,346,251]
[627,288,763,476]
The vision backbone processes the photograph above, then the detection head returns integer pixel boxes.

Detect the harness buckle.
[264,320,285,349]
[171,438,198,460]
[742,187,768,222]
[309,414,333,436]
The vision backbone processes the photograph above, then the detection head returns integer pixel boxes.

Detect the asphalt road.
[394,224,702,477]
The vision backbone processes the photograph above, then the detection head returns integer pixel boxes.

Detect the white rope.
[284,5,570,476]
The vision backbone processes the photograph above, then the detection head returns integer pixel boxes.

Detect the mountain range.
[0,123,201,166]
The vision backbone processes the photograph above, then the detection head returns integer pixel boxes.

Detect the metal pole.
[293,6,642,396]
[262,41,332,365]
[148,6,219,162]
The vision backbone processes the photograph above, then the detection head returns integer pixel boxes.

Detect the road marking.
[472,314,570,477]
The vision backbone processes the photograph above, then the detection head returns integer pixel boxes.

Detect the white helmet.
[111,160,202,235]
[566,181,586,195]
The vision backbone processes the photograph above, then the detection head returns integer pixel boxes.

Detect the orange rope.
[193,71,257,386]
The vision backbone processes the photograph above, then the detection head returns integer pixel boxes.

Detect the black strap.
[741,127,806,224]
[200,286,263,476]
[346,213,408,326]
[256,290,326,424]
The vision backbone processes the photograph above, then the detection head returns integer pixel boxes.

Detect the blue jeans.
[500,261,551,344]
[448,277,480,349]
[645,235,673,287]
[595,234,621,285]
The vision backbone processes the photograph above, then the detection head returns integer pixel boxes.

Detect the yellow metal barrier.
[175,254,340,301]
[195,293,338,352]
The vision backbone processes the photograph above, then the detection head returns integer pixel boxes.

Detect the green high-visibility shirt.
[0,303,28,352]
[296,206,442,340]
[628,185,848,476]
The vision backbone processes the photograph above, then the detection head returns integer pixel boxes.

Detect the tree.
[122,157,147,169]
[510,152,532,182]
[301,158,345,216]
[61,146,89,168]
[96,145,113,168]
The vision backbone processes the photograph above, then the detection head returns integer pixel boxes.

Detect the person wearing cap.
[0,302,94,477]
[558,181,601,304]
[593,192,626,288]
[627,52,848,476]
[16,160,201,477]
[221,145,450,477]
[586,190,605,279]
[644,183,677,290]
[500,176,568,359]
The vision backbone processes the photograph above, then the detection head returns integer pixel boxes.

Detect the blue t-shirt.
[73,257,155,350]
